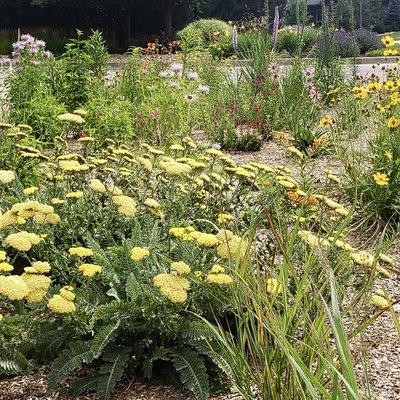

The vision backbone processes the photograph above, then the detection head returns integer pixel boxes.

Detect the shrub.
[315,31,360,59]
[276,27,301,54]
[178,19,232,49]
[353,28,381,54]
[237,30,272,55]
[301,27,319,52]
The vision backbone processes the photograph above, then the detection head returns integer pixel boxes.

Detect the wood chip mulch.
[0,368,241,400]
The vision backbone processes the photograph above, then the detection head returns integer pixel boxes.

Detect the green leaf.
[0,359,22,374]
[142,346,168,379]
[170,347,210,400]
[48,341,93,388]
[97,350,130,400]
[125,273,141,301]
[91,321,120,358]
[67,374,100,396]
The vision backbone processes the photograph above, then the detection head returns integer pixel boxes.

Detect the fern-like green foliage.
[34,327,71,362]
[67,374,100,396]
[0,359,23,375]
[91,322,120,358]
[91,300,137,324]
[182,320,216,341]
[125,273,142,301]
[97,350,130,400]
[142,346,168,379]
[48,341,94,388]
[171,347,210,400]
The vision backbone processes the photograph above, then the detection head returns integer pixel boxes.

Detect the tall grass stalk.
[199,210,388,399]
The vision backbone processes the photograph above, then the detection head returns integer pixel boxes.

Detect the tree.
[333,0,356,30]
[352,0,380,29]
[284,0,309,25]
[383,0,400,31]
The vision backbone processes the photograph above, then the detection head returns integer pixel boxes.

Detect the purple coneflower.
[303,66,314,80]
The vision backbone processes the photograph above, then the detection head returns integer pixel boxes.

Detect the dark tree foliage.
[0,0,279,38]
[383,0,400,31]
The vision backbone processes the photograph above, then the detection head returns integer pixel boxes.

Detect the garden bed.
[0,30,399,400]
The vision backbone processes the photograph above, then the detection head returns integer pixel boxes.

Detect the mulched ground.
[0,367,242,400]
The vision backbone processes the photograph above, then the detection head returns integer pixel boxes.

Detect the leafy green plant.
[277,27,302,55]
[178,19,232,49]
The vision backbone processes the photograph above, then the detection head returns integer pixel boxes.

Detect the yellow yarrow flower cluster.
[320,196,349,217]
[0,170,15,184]
[131,247,150,261]
[59,160,89,173]
[298,230,330,249]
[25,261,51,274]
[0,200,60,229]
[47,286,76,314]
[194,232,220,247]
[0,262,13,272]
[216,230,249,260]
[89,178,106,193]
[22,269,51,303]
[112,195,137,217]
[144,198,164,219]
[206,264,233,285]
[69,247,93,257]
[169,226,196,241]
[57,113,85,124]
[170,261,191,275]
[66,191,84,199]
[370,289,390,309]
[5,231,42,252]
[160,160,192,176]
[79,263,102,278]
[153,273,190,303]
[23,186,39,196]
[0,275,29,300]
[350,250,391,277]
